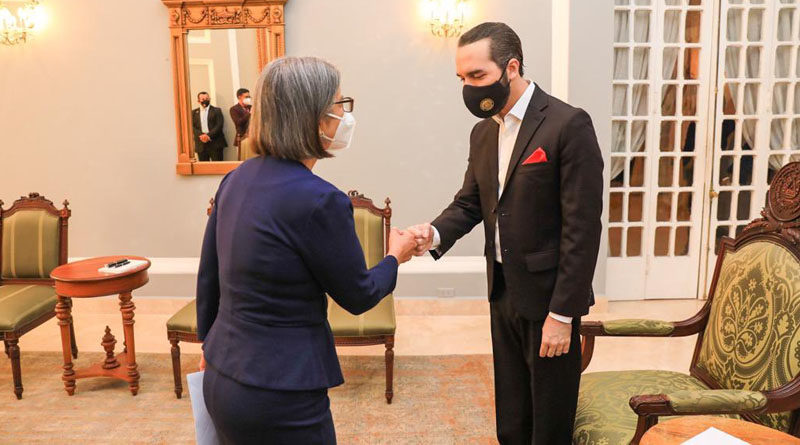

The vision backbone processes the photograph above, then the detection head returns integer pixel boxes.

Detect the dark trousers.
[490,262,581,445]
[197,146,223,161]
[203,364,336,445]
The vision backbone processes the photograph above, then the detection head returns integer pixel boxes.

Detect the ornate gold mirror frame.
[162,0,287,175]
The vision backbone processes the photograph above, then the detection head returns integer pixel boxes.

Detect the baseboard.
[69,256,488,275]
[68,256,489,298]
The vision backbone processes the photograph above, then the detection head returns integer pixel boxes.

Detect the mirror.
[162,0,287,175]
[187,29,259,162]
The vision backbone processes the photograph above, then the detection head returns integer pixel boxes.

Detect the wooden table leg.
[119,292,139,395]
[55,296,76,395]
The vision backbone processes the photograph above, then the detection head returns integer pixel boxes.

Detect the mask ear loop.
[499,60,512,86]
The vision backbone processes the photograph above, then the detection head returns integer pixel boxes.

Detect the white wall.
[0,0,581,297]
[568,0,614,295]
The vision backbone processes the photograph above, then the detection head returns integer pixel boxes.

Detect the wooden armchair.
[0,193,76,399]
[574,162,800,444]
[327,191,396,404]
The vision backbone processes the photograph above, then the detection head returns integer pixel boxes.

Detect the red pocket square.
[522,147,548,165]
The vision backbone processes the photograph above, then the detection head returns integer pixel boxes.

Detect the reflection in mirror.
[187,28,260,162]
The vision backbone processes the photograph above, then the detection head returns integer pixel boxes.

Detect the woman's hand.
[199,352,206,371]
[388,227,417,264]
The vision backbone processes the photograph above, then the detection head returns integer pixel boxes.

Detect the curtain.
[610,9,682,181]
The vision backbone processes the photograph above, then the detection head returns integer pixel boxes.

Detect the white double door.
[606,0,800,300]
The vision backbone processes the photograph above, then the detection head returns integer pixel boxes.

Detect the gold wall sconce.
[0,0,46,45]
[424,0,467,38]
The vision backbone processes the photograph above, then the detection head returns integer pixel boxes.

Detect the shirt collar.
[493,80,536,124]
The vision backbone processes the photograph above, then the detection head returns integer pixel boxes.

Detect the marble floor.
[16,296,707,374]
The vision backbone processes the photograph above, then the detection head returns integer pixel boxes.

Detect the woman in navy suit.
[196,56,418,444]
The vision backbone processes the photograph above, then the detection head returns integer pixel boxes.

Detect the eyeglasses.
[333,97,354,113]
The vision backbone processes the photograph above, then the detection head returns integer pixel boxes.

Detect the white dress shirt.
[431,81,571,323]
[200,105,210,135]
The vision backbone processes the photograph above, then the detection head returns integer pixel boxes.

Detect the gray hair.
[248,56,340,160]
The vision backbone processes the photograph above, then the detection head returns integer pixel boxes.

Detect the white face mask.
[320,112,356,151]
[243,97,252,106]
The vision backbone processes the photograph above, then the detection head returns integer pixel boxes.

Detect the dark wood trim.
[580,334,594,372]
[333,335,393,347]
[170,338,183,399]
[8,338,21,399]
[166,330,201,399]
[168,330,200,343]
[385,335,394,404]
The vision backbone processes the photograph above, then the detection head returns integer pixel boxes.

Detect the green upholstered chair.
[167,298,199,398]
[328,191,397,404]
[0,193,76,399]
[166,199,212,398]
[167,193,398,402]
[575,162,800,444]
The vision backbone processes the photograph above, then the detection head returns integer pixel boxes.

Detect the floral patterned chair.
[574,162,800,444]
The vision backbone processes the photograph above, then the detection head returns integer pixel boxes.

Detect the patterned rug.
[0,352,497,444]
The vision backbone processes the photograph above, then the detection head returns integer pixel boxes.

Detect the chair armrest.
[580,314,707,372]
[598,319,676,336]
[660,389,766,415]
[628,390,767,444]
[579,319,676,373]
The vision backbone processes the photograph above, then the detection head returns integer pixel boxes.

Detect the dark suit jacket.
[432,85,603,321]
[192,105,228,155]
[196,156,399,390]
[229,103,251,140]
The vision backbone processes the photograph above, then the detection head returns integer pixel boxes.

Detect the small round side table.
[641,415,800,445]
[50,256,150,396]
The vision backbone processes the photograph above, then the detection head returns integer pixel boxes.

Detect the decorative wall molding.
[163,0,286,29]
[161,0,287,175]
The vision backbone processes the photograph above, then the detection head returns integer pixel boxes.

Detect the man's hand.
[200,134,210,143]
[406,223,434,256]
[199,352,206,370]
[387,228,418,264]
[539,315,572,358]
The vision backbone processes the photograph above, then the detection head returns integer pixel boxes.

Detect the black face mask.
[201,100,210,107]
[462,63,511,118]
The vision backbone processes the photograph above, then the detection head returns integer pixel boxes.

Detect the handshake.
[387,223,436,264]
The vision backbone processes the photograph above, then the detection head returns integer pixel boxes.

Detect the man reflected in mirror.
[192,92,227,162]
[230,88,252,160]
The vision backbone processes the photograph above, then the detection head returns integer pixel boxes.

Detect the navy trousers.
[203,364,337,444]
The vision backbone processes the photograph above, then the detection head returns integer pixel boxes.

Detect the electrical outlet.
[437,287,455,298]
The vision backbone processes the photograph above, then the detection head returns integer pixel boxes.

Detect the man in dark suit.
[408,22,603,444]
[229,88,252,160]
[192,91,228,161]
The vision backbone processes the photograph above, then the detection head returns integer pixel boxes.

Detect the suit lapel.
[485,121,500,207]
[501,87,549,198]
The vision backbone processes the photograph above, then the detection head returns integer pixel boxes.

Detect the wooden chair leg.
[170,337,183,399]
[385,336,394,404]
[3,340,8,358]
[8,339,22,399]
